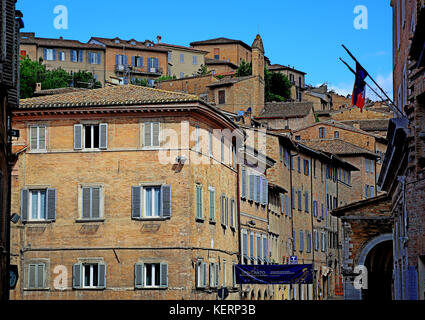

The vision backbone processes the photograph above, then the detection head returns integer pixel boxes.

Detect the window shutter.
[256,175,261,203]
[152,122,160,147]
[116,54,119,65]
[209,189,215,221]
[74,124,83,150]
[99,123,108,149]
[132,56,136,66]
[134,263,144,288]
[98,263,106,289]
[202,262,207,287]
[160,263,168,288]
[88,52,92,64]
[305,192,309,213]
[161,185,171,217]
[291,188,295,209]
[92,187,100,218]
[30,126,38,150]
[72,264,82,288]
[144,123,152,147]
[225,197,229,226]
[82,187,91,218]
[97,53,101,64]
[140,57,143,67]
[241,166,247,199]
[46,188,56,221]
[249,175,255,200]
[262,178,268,205]
[280,193,285,214]
[39,126,46,150]
[43,48,47,60]
[78,50,83,62]
[20,189,29,222]
[286,194,290,217]
[214,263,219,287]
[131,186,142,219]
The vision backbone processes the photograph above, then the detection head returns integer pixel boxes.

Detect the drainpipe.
[236,162,242,299]
[289,150,298,299]
[310,156,315,300]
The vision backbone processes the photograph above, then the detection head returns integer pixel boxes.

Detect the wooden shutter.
[202,262,207,287]
[241,166,247,199]
[280,193,285,214]
[152,122,160,147]
[134,263,144,288]
[249,175,254,200]
[255,175,261,203]
[286,194,290,217]
[91,187,100,218]
[97,53,101,65]
[20,189,29,222]
[144,122,152,147]
[74,124,83,150]
[300,231,304,252]
[72,264,82,288]
[131,186,142,219]
[82,187,91,218]
[78,50,83,62]
[220,195,224,224]
[214,263,219,287]
[160,263,168,288]
[30,126,38,150]
[38,126,46,150]
[161,185,171,217]
[262,178,268,205]
[209,189,215,221]
[99,123,108,149]
[98,263,106,289]
[46,188,56,221]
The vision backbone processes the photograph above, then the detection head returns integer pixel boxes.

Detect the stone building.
[9,84,243,300]
[267,64,306,102]
[0,0,23,301]
[204,58,238,77]
[20,32,106,86]
[88,37,169,86]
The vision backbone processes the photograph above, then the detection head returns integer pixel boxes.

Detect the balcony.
[115,64,163,76]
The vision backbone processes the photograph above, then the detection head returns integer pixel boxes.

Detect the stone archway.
[357,234,393,300]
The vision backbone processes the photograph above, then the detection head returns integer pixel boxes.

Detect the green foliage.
[157,75,176,81]
[19,56,102,98]
[131,78,148,86]
[216,75,224,80]
[196,64,210,76]
[235,60,252,77]
[19,56,46,99]
[264,67,292,102]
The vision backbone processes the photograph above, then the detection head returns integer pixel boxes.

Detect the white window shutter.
[99,123,108,149]
[98,263,106,289]
[74,124,83,150]
[160,263,168,288]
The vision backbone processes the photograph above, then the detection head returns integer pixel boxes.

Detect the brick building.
[9,84,244,300]
[20,32,106,86]
[88,37,169,86]
[267,64,306,102]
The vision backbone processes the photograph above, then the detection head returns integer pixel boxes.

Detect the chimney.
[59,36,63,40]
[35,83,42,92]
[156,35,162,44]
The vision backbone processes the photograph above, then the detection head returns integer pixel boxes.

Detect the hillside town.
[0,0,424,302]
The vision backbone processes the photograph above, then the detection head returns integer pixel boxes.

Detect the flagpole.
[341,44,405,117]
[339,58,403,117]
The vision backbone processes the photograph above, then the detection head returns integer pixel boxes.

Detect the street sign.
[235,264,313,285]
[290,256,297,264]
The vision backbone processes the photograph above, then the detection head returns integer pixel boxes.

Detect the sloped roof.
[205,58,238,69]
[20,33,103,50]
[206,76,255,88]
[340,119,390,132]
[156,43,209,54]
[190,37,252,51]
[300,139,378,158]
[267,64,307,75]
[89,37,168,52]
[257,102,314,119]
[18,85,200,109]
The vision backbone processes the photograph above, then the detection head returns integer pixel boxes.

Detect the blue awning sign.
[235,264,313,285]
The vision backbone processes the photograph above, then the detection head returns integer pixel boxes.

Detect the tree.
[131,78,148,87]
[235,60,252,77]
[157,75,176,81]
[71,70,102,89]
[19,56,46,99]
[196,64,211,76]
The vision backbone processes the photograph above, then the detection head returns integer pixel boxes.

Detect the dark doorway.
[362,240,393,300]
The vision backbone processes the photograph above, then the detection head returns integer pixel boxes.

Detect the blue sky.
[17,0,393,99]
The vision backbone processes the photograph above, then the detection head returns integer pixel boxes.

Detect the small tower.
[251,34,264,80]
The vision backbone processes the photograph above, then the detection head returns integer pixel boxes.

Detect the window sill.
[135,287,167,290]
[74,287,106,290]
[23,220,54,224]
[209,220,216,225]
[230,226,236,232]
[141,146,161,151]
[221,224,227,229]
[132,217,169,221]
[195,218,205,223]
[24,288,50,291]
[75,219,105,223]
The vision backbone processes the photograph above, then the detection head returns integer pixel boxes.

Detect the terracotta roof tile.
[300,139,378,158]
[257,102,314,118]
[19,85,199,109]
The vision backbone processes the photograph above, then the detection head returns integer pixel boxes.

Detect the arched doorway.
[357,234,393,300]
[362,240,393,300]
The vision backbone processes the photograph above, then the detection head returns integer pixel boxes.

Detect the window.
[218,90,225,105]
[298,190,302,211]
[256,234,262,264]
[131,185,171,219]
[143,122,160,148]
[284,148,288,166]
[299,230,304,252]
[304,192,309,213]
[365,158,369,172]
[88,52,101,64]
[209,263,219,288]
[220,136,225,162]
[196,184,203,220]
[297,157,301,173]
[242,229,248,264]
[27,263,46,289]
[180,53,184,63]
[131,56,143,67]
[43,48,56,61]
[334,131,339,138]
[73,262,106,289]
[241,166,247,199]
[230,198,235,229]
[293,229,297,252]
[70,50,83,62]
[81,186,103,220]
[295,135,301,141]
[319,127,325,138]
[370,160,374,173]
[179,72,184,79]
[321,233,326,252]
[21,188,56,222]
[314,230,319,251]
[222,260,226,287]
[196,261,207,288]
[193,56,197,65]
[30,125,46,151]
[370,186,375,197]
[144,186,161,217]
[214,48,220,60]
[365,185,369,199]
[209,187,215,221]
[262,235,267,263]
[304,159,309,176]
[58,51,65,61]
[208,129,213,157]
[249,232,254,262]
[195,125,200,152]
[74,123,108,150]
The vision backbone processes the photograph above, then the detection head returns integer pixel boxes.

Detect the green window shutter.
[144,122,152,147]
[99,123,108,149]
[214,263,219,287]
[161,185,172,217]
[131,186,142,219]
[196,185,202,219]
[134,263,144,288]
[46,188,57,221]
[209,189,215,221]
[74,124,83,150]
